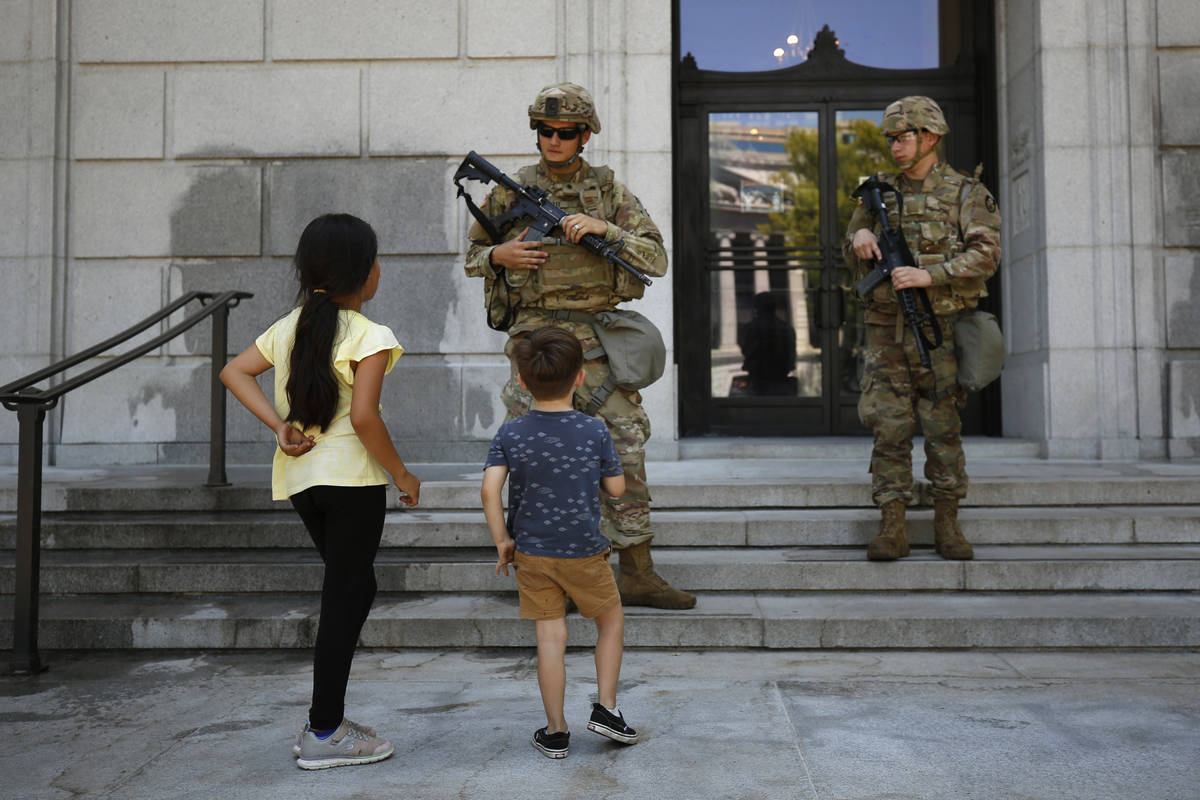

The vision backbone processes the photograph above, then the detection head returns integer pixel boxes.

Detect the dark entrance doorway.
[673,2,1000,437]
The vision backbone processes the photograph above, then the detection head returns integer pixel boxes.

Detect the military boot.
[934,499,974,560]
[867,500,910,561]
[616,542,697,609]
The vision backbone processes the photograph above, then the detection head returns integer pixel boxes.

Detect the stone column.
[1159,0,1200,457]
[998,0,1172,458]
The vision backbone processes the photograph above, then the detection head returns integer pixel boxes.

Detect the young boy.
[481,326,640,759]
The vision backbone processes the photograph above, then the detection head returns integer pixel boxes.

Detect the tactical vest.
[500,162,645,315]
[874,164,988,317]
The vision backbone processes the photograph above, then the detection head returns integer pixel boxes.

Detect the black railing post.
[12,400,48,674]
[205,300,231,488]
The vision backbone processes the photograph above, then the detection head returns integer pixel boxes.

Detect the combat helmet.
[881,95,949,136]
[528,83,602,133]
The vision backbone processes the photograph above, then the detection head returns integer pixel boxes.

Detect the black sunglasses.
[537,124,582,140]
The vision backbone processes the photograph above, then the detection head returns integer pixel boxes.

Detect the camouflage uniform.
[463,86,668,553]
[843,98,1001,510]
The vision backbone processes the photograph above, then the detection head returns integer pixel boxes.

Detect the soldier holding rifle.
[464,83,694,609]
[844,96,1001,562]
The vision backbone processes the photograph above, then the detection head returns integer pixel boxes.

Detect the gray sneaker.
[292,718,377,757]
[295,718,393,770]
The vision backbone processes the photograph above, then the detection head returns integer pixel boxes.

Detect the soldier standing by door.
[843,96,1001,561]
[464,83,695,609]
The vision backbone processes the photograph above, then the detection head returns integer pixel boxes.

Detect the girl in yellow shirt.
[221,213,419,770]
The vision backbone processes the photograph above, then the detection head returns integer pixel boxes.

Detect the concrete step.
[6,505,1200,550]
[4,591,1197,649]
[677,436,1043,460]
[4,545,1198,594]
[6,467,1200,512]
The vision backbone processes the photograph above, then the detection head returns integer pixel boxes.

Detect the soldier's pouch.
[580,187,604,215]
[920,220,948,242]
[954,309,1005,392]
[591,309,667,391]
[537,246,612,292]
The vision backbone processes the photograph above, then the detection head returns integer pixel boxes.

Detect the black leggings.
[290,483,387,730]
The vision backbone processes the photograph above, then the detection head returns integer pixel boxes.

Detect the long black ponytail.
[285,214,378,431]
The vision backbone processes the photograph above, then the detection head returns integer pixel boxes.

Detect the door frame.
[672,14,1000,437]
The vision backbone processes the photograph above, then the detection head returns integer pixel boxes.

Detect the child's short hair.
[514,327,583,400]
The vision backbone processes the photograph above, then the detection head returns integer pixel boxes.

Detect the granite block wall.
[997,0,1192,458]
[0,0,676,465]
[1159,0,1200,457]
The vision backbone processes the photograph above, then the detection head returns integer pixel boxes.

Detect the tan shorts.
[513,549,620,620]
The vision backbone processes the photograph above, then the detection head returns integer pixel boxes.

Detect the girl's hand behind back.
[221,345,317,458]
[275,422,315,456]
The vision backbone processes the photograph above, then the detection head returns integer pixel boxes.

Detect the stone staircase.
[2,447,1199,651]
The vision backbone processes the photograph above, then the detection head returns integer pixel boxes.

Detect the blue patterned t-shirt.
[485,409,623,558]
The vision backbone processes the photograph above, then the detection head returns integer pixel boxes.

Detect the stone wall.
[0,0,676,465]
[0,0,62,459]
[1158,0,1200,457]
[998,0,1194,458]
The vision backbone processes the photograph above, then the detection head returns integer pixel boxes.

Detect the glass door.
[674,6,998,437]
[697,106,891,434]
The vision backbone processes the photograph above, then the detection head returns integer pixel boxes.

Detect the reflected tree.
[758,118,893,393]
[761,118,892,246]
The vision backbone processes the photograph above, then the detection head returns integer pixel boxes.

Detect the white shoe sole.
[296,747,393,770]
[293,721,378,756]
[587,721,639,744]
[531,734,568,759]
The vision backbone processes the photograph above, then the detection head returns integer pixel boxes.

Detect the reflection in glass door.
[701,107,891,433]
[708,112,821,402]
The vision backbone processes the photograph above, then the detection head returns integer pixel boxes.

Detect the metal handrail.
[2,289,252,674]
[1,292,202,399]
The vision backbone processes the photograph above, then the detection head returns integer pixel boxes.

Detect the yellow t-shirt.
[255,307,403,500]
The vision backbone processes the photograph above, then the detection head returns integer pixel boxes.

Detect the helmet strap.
[915,131,937,161]
[893,130,935,168]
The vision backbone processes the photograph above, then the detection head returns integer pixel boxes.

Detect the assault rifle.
[852,176,943,368]
[452,151,652,287]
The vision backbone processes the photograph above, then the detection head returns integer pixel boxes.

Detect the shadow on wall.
[141,167,289,460]
[267,158,470,462]
[160,163,469,462]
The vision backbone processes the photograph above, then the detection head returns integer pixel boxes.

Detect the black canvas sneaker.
[587,703,639,744]
[532,727,570,758]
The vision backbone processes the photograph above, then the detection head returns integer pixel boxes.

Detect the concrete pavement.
[3,648,1198,800]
